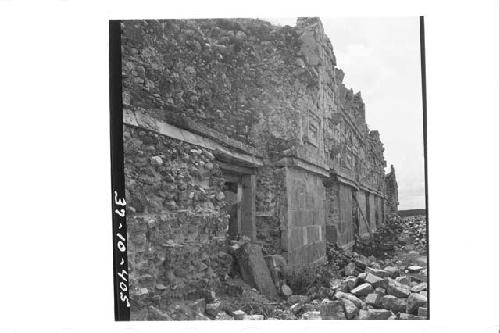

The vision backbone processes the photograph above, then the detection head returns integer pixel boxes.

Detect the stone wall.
[285,167,326,266]
[121,17,399,305]
[337,183,355,248]
[124,125,233,314]
[255,165,287,255]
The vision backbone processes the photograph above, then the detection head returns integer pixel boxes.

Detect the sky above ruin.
[267,17,425,210]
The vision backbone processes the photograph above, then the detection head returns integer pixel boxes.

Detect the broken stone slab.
[395,276,411,286]
[365,273,388,289]
[419,291,428,298]
[357,272,367,281]
[341,298,359,319]
[365,293,383,307]
[383,266,399,278]
[302,311,322,320]
[418,307,428,317]
[334,290,364,308]
[359,308,392,320]
[387,280,411,298]
[288,294,310,304]
[232,309,246,320]
[345,276,359,291]
[406,293,428,314]
[350,283,374,297]
[320,299,346,320]
[366,267,391,278]
[410,282,427,292]
[381,295,407,313]
[235,243,278,299]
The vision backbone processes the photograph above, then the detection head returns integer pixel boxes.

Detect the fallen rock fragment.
[395,276,411,286]
[345,276,359,291]
[365,273,388,289]
[335,290,364,308]
[406,293,428,314]
[235,243,278,299]
[387,280,411,298]
[410,282,427,292]
[365,293,382,307]
[341,298,359,319]
[366,267,390,278]
[383,266,399,278]
[351,283,374,296]
[320,299,346,320]
[359,308,392,320]
[232,309,246,320]
[381,295,407,313]
[418,307,428,317]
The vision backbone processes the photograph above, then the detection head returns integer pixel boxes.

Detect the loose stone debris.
[136,215,427,320]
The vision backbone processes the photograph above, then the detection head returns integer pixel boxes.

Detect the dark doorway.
[220,164,256,241]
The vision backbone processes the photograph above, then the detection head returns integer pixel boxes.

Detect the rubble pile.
[143,257,427,320]
[139,215,428,321]
[354,215,427,257]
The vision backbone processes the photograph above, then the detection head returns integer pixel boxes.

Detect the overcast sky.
[266,17,425,210]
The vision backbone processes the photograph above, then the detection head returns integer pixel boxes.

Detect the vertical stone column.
[241,174,256,241]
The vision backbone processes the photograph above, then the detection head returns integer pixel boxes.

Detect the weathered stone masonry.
[121,17,399,309]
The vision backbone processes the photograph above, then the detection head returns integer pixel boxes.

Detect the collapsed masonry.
[122,18,400,309]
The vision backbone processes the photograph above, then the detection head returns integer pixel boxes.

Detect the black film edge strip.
[109,19,130,321]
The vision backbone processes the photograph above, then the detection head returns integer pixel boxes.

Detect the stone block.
[411,282,427,292]
[235,243,278,299]
[351,283,374,297]
[381,295,407,313]
[365,273,388,289]
[365,293,382,307]
[320,299,345,320]
[334,291,364,308]
[387,280,411,298]
[359,308,392,320]
[366,266,391,278]
[406,293,427,315]
[341,298,359,319]
[345,276,359,291]
[418,307,428,317]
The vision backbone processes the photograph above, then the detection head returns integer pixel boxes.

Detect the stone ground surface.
[136,215,428,320]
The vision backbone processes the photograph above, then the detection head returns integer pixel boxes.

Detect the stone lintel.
[124,108,264,168]
[273,157,330,178]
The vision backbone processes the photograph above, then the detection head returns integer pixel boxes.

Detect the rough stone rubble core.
[121,17,403,318]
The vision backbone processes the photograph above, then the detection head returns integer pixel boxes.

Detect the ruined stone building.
[385,165,399,215]
[121,17,399,307]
